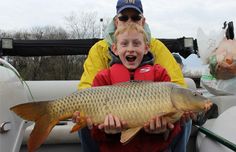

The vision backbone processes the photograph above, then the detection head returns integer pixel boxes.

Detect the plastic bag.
[197,26,236,78]
[200,66,236,96]
[198,25,236,95]
[197,28,225,64]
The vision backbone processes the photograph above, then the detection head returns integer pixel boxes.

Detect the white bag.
[198,25,236,95]
[197,28,225,64]
[201,67,236,95]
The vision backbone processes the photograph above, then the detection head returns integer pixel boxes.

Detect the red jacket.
[91,63,181,152]
[92,64,171,86]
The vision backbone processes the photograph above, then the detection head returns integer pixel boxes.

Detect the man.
[172,53,184,69]
[74,0,193,151]
[78,0,186,89]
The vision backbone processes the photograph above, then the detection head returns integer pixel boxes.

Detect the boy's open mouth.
[126,55,137,62]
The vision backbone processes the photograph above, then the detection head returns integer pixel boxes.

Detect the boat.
[0,38,235,152]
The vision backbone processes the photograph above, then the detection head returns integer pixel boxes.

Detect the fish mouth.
[126,55,137,62]
[203,100,213,111]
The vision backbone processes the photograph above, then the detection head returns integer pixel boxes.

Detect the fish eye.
[192,91,202,96]
[192,92,197,96]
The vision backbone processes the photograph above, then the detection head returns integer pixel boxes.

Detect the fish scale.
[89,83,165,124]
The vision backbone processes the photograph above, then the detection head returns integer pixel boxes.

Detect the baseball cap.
[116,0,143,14]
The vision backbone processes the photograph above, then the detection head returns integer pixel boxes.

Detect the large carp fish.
[10,81,211,152]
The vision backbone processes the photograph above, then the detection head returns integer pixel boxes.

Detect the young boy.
[89,23,182,152]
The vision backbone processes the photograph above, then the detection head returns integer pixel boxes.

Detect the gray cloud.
[0,0,235,38]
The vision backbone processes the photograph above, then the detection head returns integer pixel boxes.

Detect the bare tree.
[0,30,12,38]
[2,11,112,80]
[65,11,111,39]
[6,26,72,80]
[64,12,82,39]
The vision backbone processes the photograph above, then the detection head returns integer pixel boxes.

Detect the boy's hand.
[181,101,213,124]
[143,115,174,134]
[180,111,197,125]
[98,114,128,134]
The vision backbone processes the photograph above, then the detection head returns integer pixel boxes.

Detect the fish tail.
[10,101,50,121]
[28,115,58,152]
[10,102,59,152]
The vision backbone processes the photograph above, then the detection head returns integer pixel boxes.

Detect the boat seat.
[22,121,79,145]
[21,81,81,148]
[197,106,236,152]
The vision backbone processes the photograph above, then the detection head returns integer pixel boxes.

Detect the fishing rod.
[195,125,236,151]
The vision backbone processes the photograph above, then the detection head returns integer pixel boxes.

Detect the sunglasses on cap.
[117,14,142,22]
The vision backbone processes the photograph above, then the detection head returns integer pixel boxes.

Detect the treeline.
[0,12,111,80]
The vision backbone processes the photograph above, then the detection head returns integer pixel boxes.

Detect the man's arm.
[78,40,110,90]
[150,38,186,87]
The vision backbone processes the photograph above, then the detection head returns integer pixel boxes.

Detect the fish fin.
[28,115,59,152]
[10,101,66,152]
[163,111,184,123]
[120,127,142,144]
[10,101,50,121]
[70,122,87,133]
[70,111,87,133]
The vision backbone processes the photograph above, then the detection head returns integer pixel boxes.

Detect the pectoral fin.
[70,112,87,133]
[120,126,142,144]
[164,111,184,123]
[70,122,87,133]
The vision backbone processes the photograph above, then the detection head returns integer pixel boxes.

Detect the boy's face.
[112,30,149,70]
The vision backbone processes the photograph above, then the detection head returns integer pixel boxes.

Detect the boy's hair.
[114,23,148,44]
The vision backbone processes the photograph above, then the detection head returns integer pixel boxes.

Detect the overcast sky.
[0,0,235,38]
